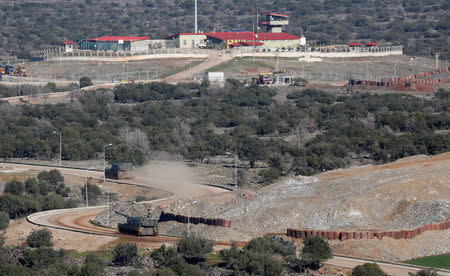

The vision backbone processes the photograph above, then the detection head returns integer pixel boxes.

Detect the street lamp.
[103,143,113,226]
[52,131,62,166]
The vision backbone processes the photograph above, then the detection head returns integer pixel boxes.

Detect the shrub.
[113,243,138,266]
[25,178,40,195]
[151,268,177,276]
[4,179,25,195]
[177,235,214,264]
[408,269,439,276]
[80,77,93,88]
[352,263,386,276]
[26,228,53,248]
[301,235,332,270]
[21,247,64,269]
[0,211,10,230]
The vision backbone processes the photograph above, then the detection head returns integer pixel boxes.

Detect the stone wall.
[287,220,450,241]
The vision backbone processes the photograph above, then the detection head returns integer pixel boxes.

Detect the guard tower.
[259,12,289,33]
[64,40,75,53]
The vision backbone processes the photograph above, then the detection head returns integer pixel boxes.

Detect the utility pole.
[85,178,89,207]
[194,0,198,33]
[103,143,113,225]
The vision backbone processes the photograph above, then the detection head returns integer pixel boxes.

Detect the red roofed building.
[64,40,75,53]
[80,36,151,51]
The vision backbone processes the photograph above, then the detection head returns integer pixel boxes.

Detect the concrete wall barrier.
[286,220,449,241]
[159,211,232,228]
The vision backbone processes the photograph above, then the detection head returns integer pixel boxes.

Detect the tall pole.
[85,178,89,207]
[252,8,255,60]
[103,143,113,225]
[194,0,198,33]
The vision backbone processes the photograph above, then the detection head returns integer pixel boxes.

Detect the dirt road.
[163,50,230,83]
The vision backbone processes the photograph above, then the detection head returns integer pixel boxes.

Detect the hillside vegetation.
[0,0,448,59]
[0,82,448,184]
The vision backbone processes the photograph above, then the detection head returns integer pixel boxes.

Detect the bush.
[21,247,64,269]
[301,235,332,270]
[0,211,10,230]
[26,228,53,248]
[4,179,25,195]
[80,77,93,88]
[177,235,214,264]
[408,269,439,276]
[113,243,138,266]
[352,263,386,276]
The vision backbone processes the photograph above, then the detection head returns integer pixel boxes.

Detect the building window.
[183,40,186,46]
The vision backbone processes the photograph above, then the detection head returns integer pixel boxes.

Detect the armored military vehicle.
[116,212,158,236]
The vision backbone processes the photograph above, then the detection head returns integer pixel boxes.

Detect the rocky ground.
[95,153,449,262]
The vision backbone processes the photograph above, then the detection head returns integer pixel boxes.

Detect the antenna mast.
[195,0,198,33]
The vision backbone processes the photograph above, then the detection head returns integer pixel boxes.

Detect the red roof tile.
[88,36,150,42]
[365,42,378,47]
[348,42,361,47]
[64,40,75,45]
[206,31,299,41]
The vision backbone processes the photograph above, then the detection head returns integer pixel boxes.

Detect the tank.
[116,212,159,236]
[105,162,136,180]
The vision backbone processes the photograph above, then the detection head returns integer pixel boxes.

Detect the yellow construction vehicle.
[11,65,30,77]
[0,67,5,75]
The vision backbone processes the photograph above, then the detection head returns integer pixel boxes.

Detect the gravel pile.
[161,154,450,242]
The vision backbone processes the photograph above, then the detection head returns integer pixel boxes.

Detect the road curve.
[6,162,450,275]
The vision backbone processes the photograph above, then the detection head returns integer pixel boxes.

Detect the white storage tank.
[204,71,225,85]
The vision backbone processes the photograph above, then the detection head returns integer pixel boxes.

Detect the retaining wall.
[159,211,232,228]
[287,220,450,241]
[349,66,450,92]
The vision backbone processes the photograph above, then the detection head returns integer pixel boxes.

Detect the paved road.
[4,162,449,275]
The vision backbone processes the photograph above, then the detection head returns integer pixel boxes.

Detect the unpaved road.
[163,50,230,83]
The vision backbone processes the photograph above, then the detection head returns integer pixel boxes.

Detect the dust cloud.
[135,161,218,199]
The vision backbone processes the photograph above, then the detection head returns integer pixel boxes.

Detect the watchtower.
[259,12,289,33]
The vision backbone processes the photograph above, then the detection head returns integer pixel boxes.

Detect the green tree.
[0,211,9,230]
[25,178,40,195]
[113,243,138,266]
[26,228,53,248]
[80,77,93,88]
[301,235,332,270]
[352,263,386,276]
[177,235,214,264]
[4,179,25,195]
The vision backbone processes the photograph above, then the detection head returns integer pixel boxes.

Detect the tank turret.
[115,211,158,236]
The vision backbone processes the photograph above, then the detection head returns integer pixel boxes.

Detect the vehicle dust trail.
[135,161,227,199]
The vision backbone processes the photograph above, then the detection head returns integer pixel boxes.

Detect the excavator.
[11,65,30,77]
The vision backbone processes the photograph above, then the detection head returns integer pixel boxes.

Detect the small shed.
[64,40,75,52]
[205,71,225,87]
